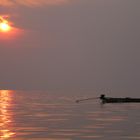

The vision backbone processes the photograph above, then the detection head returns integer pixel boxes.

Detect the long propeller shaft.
[76,97,99,103]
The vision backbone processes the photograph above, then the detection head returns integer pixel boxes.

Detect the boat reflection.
[0,90,15,139]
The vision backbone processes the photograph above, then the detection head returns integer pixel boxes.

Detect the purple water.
[0,90,140,140]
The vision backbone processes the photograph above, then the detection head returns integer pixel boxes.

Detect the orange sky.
[0,0,140,95]
[0,0,68,7]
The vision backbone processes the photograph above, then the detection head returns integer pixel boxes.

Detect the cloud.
[0,0,68,7]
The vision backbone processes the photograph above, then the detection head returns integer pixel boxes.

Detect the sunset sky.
[0,0,140,95]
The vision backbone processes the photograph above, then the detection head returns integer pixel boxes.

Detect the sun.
[0,22,11,32]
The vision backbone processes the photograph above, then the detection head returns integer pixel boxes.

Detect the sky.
[0,0,140,95]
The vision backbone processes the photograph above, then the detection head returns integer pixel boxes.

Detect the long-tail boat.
[100,94,140,104]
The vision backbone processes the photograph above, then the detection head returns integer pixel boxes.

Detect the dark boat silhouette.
[100,94,140,104]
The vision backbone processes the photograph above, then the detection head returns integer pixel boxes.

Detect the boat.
[100,94,140,104]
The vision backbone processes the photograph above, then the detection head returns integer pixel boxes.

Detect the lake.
[0,90,140,140]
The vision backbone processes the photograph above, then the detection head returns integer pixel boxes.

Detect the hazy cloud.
[0,0,68,7]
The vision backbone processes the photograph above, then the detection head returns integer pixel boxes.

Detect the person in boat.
[100,94,106,103]
[100,94,105,100]
[99,94,129,103]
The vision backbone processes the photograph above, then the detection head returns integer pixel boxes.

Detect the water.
[0,90,140,140]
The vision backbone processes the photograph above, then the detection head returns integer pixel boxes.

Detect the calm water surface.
[0,90,140,140]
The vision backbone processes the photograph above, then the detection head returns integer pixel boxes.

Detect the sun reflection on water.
[0,90,15,139]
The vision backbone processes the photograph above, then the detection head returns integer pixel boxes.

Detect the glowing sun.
[0,22,11,32]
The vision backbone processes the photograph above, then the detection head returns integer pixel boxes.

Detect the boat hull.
[102,98,140,104]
